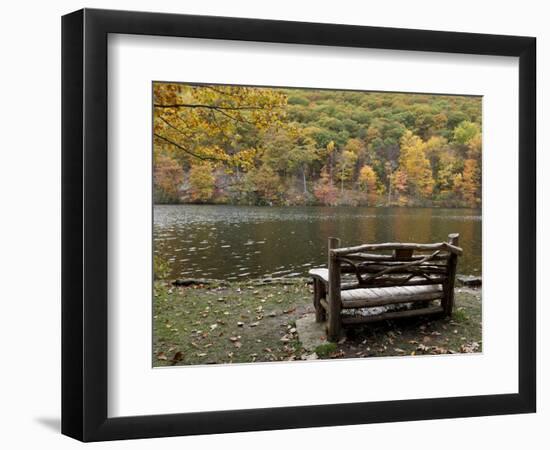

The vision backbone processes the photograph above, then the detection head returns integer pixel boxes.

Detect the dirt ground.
[153,280,481,366]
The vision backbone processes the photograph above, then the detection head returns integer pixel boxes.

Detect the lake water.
[154,205,481,280]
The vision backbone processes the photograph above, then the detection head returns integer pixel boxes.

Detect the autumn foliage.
[188,163,215,203]
[153,154,184,203]
[313,167,339,206]
[153,83,482,208]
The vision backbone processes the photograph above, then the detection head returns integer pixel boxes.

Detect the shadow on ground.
[35,417,61,433]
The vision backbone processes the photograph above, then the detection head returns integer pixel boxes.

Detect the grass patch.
[452,307,469,323]
[153,281,482,365]
[153,280,311,366]
[314,342,337,358]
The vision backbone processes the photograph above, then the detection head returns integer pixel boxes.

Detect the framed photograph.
[62,8,536,442]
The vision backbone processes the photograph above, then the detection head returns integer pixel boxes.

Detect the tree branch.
[158,116,193,138]
[213,107,255,125]
[154,133,220,162]
[154,103,264,111]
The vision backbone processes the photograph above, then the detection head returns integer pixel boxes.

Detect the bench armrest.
[308,268,329,283]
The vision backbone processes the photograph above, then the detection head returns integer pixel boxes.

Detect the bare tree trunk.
[302,165,307,194]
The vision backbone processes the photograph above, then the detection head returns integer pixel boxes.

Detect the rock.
[253,277,306,286]
[456,275,482,288]
[172,278,228,287]
[172,278,213,286]
[295,313,327,352]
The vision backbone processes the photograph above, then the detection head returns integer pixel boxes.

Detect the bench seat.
[340,284,443,308]
[308,268,444,308]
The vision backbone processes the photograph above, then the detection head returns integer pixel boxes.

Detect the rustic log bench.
[308,234,462,341]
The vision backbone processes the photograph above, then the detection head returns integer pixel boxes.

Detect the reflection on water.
[154,205,481,280]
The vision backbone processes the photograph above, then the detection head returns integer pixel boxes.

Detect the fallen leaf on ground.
[172,351,183,362]
[432,346,448,354]
[460,342,480,353]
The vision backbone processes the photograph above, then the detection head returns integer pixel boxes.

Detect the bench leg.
[443,284,455,316]
[444,235,459,316]
[327,312,341,342]
[313,279,327,323]
[327,254,342,342]
[327,289,341,342]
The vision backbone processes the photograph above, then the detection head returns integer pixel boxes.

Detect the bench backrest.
[328,233,461,290]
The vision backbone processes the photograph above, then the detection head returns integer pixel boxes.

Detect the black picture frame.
[62,8,536,442]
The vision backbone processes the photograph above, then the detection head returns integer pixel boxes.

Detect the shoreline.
[170,274,482,288]
[154,202,483,210]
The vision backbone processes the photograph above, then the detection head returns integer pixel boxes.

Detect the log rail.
[331,241,463,256]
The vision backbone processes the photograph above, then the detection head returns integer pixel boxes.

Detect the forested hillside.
[153,83,481,207]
